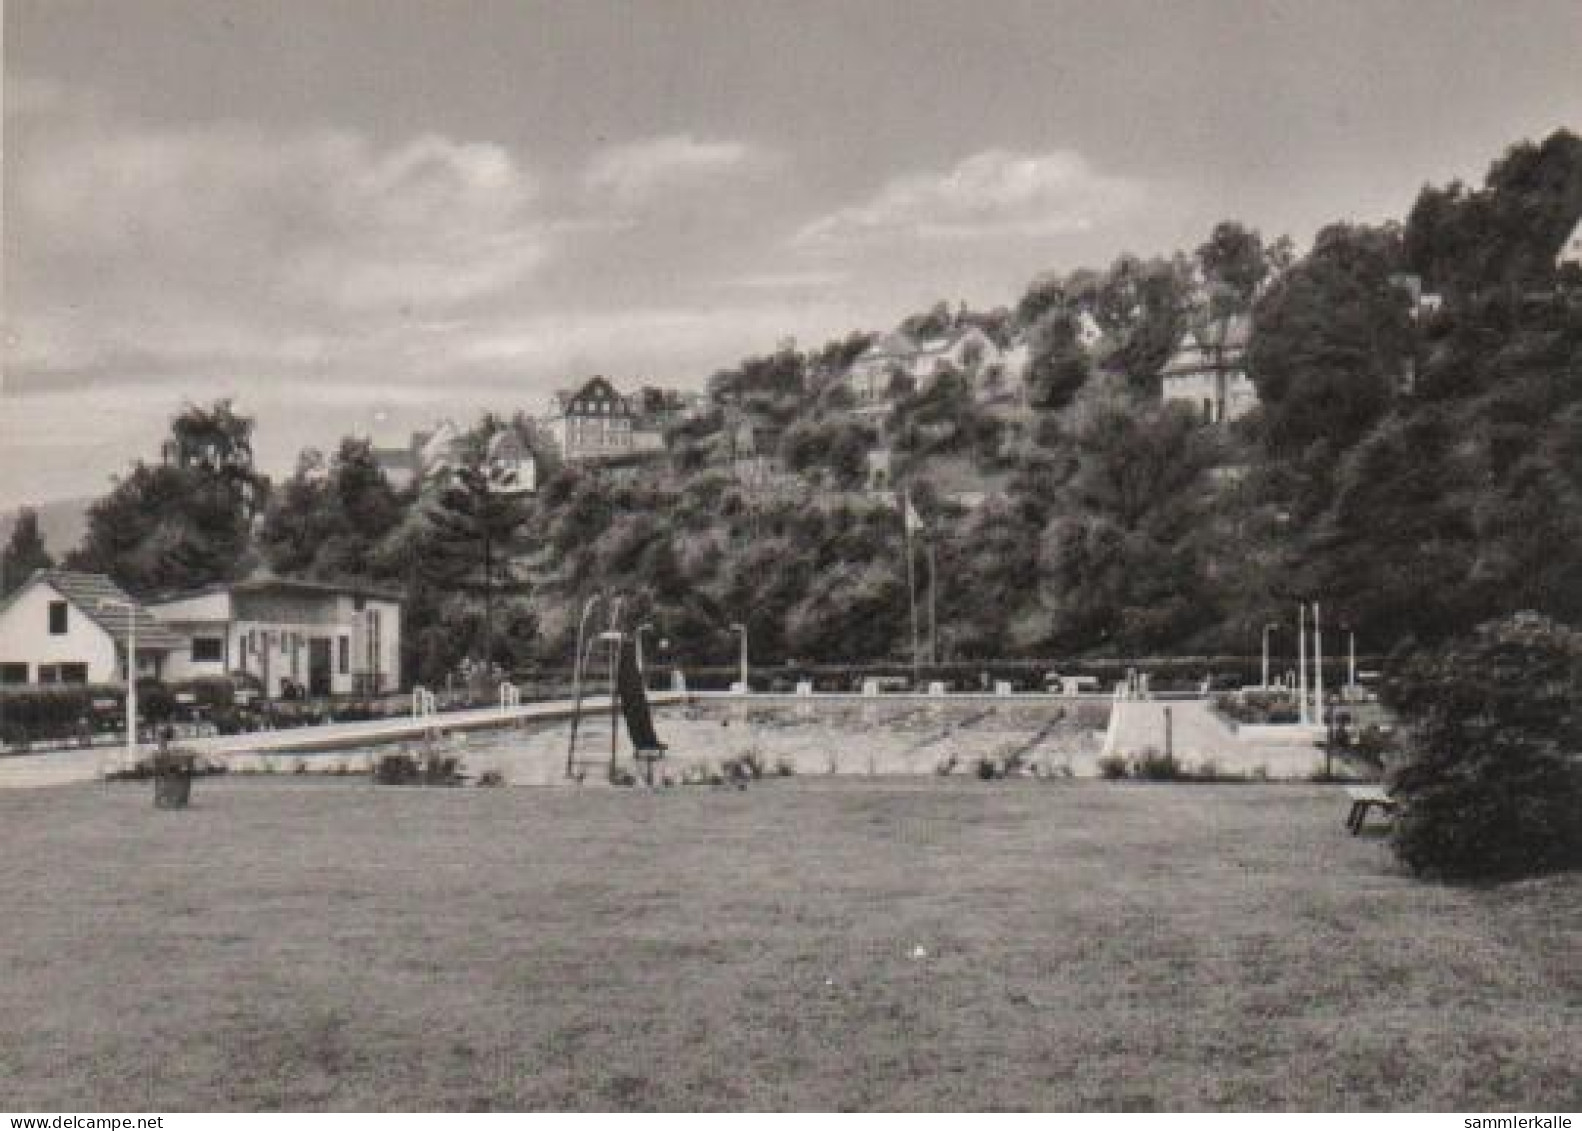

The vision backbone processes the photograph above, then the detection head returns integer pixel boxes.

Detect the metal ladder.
[565,595,624,781]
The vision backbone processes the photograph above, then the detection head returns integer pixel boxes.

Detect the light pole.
[1261,622,1279,689]
[99,599,137,768]
[634,623,653,677]
[730,622,748,693]
[1313,601,1324,724]
[1297,603,1308,725]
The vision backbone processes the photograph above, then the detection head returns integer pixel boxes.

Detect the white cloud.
[715,269,850,290]
[16,124,546,316]
[583,134,773,204]
[5,94,552,393]
[794,148,1145,248]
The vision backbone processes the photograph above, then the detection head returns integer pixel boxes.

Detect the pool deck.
[0,693,686,789]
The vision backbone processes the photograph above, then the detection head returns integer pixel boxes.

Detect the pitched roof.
[1160,313,1252,378]
[18,570,185,650]
[1559,216,1582,266]
[551,375,632,416]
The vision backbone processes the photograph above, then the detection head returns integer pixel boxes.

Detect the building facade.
[846,326,1029,409]
[0,570,181,686]
[541,376,667,462]
[1159,313,1258,424]
[148,577,402,698]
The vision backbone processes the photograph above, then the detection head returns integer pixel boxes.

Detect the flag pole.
[927,539,938,666]
[903,493,919,685]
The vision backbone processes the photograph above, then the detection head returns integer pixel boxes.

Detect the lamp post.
[1297,603,1308,725]
[99,599,137,768]
[634,623,653,677]
[1313,601,1324,725]
[1261,622,1279,689]
[730,622,748,693]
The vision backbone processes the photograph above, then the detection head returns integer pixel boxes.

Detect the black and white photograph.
[2,0,1580,1115]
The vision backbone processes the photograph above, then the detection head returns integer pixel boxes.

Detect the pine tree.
[1,509,55,596]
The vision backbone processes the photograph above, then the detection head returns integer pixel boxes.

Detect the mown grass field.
[1,777,1577,1111]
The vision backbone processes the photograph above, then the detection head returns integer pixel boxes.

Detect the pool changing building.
[147,577,402,698]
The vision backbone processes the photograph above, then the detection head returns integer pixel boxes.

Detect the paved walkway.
[1103,697,1330,778]
[0,693,684,790]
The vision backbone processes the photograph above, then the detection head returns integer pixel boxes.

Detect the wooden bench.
[1345,784,1398,834]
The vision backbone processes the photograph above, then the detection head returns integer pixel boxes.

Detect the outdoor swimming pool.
[223,697,1115,783]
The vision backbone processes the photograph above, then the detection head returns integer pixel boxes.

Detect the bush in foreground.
[1384,612,1582,881]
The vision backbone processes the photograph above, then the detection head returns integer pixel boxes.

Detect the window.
[338,635,350,675]
[48,600,68,635]
[0,663,28,685]
[36,663,86,684]
[191,637,224,663]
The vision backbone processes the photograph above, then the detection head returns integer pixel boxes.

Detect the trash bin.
[153,752,195,809]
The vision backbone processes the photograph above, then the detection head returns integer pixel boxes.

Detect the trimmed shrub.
[1131,747,1184,781]
[1213,690,1300,726]
[1384,613,1582,881]
[1097,754,1130,780]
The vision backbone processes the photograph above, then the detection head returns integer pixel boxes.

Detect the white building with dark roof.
[540,376,666,462]
[0,570,183,686]
[1159,313,1257,424]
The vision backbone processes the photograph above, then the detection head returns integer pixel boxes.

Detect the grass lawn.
[1,777,1577,1111]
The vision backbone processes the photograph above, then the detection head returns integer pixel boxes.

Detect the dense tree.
[411,439,535,669]
[257,438,405,581]
[1405,129,1582,298]
[69,401,268,594]
[1194,221,1294,313]
[1248,222,1413,469]
[706,349,808,422]
[1036,405,1221,653]
[1385,613,1582,880]
[1023,311,1092,410]
[1,509,54,596]
[1018,254,1196,397]
[781,416,876,488]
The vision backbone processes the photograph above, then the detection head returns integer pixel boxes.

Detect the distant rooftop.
[6,569,185,650]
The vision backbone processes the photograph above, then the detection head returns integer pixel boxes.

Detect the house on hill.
[540,376,667,462]
[147,575,402,698]
[0,570,183,686]
[1159,313,1257,424]
[1559,216,1582,272]
[372,419,464,491]
[374,419,539,494]
[845,325,1023,409]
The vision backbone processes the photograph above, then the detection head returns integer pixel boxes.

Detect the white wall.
[151,592,402,696]
[156,619,232,684]
[0,580,122,683]
[1163,369,1258,423]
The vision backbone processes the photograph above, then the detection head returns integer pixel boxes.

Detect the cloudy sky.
[4,0,1580,507]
